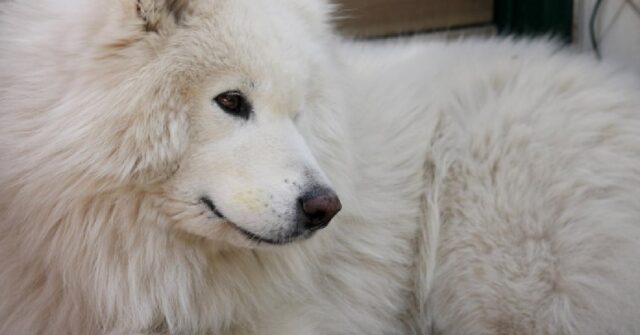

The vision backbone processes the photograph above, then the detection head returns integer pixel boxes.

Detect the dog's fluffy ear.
[135,0,190,32]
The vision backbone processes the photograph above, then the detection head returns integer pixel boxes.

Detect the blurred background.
[334,0,640,75]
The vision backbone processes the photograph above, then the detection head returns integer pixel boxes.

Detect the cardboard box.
[335,0,494,37]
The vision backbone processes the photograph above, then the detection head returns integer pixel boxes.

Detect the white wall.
[575,0,640,75]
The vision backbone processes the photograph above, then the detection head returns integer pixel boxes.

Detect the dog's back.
[341,38,640,334]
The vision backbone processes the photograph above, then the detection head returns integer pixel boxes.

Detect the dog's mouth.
[199,196,311,245]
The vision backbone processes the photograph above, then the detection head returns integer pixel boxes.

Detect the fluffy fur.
[2,1,640,334]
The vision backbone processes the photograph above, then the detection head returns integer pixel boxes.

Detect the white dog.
[2,0,640,334]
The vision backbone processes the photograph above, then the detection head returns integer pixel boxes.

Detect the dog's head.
[1,0,347,248]
[143,0,344,247]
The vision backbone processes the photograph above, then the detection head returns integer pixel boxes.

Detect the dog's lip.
[199,196,307,245]
[200,196,225,219]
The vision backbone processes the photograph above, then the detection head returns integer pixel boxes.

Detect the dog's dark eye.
[213,91,251,119]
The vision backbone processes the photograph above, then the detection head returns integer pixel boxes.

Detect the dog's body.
[2,1,640,334]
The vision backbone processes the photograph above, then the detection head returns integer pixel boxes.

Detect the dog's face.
[171,89,342,247]
[26,0,343,248]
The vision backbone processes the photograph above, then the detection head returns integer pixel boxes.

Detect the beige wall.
[335,0,493,37]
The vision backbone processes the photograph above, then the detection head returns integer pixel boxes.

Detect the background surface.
[334,0,640,75]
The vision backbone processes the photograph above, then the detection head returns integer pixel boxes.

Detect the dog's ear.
[135,0,190,32]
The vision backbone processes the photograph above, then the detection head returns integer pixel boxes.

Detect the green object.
[494,0,573,43]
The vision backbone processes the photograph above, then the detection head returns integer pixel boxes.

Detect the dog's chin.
[199,196,315,247]
[228,221,317,246]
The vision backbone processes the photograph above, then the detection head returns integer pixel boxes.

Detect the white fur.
[2,1,640,334]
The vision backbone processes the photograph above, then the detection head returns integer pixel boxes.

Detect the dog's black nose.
[298,186,342,231]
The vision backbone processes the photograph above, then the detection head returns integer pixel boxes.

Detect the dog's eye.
[213,91,251,119]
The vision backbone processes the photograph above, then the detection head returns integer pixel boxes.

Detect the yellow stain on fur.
[233,191,262,211]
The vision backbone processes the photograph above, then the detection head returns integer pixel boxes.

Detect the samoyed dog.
[2,0,640,334]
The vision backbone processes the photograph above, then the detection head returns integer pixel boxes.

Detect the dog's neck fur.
[0,190,318,334]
